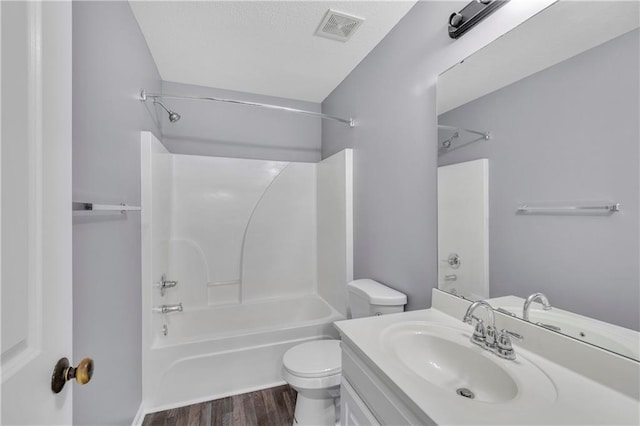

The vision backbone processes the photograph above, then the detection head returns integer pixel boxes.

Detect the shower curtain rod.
[140,90,355,128]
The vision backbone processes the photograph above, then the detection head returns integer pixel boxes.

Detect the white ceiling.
[130,1,417,103]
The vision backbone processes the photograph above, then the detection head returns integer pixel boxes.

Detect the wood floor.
[142,385,297,426]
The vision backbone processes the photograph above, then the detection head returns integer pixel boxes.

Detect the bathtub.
[143,294,343,412]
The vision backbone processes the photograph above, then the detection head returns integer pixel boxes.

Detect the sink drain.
[456,388,475,399]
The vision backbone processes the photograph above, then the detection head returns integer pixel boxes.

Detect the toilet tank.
[347,279,407,318]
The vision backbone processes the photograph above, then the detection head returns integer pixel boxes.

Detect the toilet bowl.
[282,279,407,425]
[282,340,341,425]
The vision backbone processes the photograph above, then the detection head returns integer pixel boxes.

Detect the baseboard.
[131,402,146,426]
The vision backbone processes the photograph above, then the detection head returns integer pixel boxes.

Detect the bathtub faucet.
[160,274,178,296]
[154,303,183,314]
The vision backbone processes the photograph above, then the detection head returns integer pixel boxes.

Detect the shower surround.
[140,132,352,411]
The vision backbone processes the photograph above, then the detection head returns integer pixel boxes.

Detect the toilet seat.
[283,340,341,379]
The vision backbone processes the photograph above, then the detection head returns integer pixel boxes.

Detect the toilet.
[282,279,407,425]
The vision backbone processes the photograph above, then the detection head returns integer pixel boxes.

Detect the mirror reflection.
[437,1,639,360]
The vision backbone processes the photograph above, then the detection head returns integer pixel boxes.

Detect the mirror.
[437,1,639,360]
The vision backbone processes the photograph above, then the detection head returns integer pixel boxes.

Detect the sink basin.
[380,321,557,404]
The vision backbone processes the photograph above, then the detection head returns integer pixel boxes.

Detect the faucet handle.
[471,318,486,344]
[502,329,523,342]
[485,325,497,347]
[160,273,178,296]
[496,329,523,360]
[496,335,515,360]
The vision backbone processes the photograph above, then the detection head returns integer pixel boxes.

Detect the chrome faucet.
[523,292,551,321]
[463,300,523,360]
[463,300,497,346]
[155,303,183,314]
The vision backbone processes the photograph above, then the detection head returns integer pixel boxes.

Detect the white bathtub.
[143,294,343,412]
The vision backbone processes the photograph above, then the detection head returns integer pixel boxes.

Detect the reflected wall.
[438,29,639,331]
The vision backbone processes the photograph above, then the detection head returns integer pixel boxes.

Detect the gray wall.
[321,1,549,311]
[73,2,161,424]
[438,29,640,330]
[68,1,564,421]
[161,81,322,162]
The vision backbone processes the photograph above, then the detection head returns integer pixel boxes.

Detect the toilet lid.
[283,340,341,378]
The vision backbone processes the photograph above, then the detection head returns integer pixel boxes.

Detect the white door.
[1,2,73,424]
[437,159,489,300]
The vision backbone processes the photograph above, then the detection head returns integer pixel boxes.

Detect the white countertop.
[335,307,640,425]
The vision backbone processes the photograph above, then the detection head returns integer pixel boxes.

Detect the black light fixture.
[448,0,510,39]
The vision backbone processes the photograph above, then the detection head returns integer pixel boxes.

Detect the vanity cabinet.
[339,342,434,426]
[340,379,379,426]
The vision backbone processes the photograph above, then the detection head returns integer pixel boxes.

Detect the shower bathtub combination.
[140,132,353,412]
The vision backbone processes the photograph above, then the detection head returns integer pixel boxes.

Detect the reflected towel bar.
[516,203,620,214]
[72,202,141,213]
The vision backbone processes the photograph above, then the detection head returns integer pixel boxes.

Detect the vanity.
[333,2,639,424]
[335,290,640,425]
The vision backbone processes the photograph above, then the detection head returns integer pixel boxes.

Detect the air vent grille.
[315,9,364,42]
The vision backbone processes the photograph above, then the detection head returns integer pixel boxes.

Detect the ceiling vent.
[315,9,364,42]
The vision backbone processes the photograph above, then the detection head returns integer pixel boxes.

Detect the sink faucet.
[463,300,497,346]
[463,300,523,360]
[523,292,551,321]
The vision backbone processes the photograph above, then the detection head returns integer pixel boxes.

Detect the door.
[1,2,73,424]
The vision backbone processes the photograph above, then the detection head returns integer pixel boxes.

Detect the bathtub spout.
[154,303,183,314]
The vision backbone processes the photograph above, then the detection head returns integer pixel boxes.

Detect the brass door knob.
[51,357,94,393]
